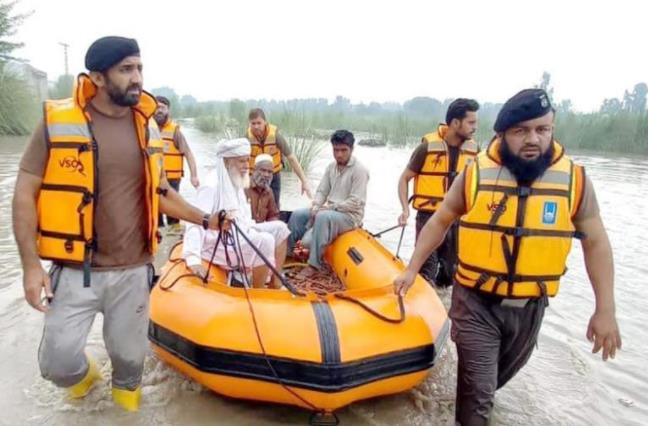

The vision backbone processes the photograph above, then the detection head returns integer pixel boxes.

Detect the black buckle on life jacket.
[77,190,93,213]
[64,239,74,253]
[82,191,93,204]
[475,272,490,290]
[503,227,526,237]
[156,187,168,197]
[513,227,525,237]
[518,186,531,197]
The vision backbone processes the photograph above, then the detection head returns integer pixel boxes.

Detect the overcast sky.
[12,0,648,111]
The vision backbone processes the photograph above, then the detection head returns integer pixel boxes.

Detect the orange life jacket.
[412,124,479,212]
[247,124,282,173]
[161,120,184,180]
[38,73,163,282]
[455,139,586,298]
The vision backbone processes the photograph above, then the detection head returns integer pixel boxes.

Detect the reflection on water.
[0,130,646,425]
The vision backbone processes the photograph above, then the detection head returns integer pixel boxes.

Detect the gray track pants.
[288,208,355,269]
[449,284,547,426]
[38,264,153,390]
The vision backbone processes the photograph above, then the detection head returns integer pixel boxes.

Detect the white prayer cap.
[215,138,251,158]
[254,154,273,166]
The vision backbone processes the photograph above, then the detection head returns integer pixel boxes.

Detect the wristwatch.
[202,213,211,230]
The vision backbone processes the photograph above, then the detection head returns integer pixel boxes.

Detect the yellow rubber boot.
[112,386,141,412]
[67,356,101,399]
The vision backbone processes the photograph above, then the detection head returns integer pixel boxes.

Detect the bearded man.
[245,154,280,223]
[393,89,622,425]
[182,139,290,289]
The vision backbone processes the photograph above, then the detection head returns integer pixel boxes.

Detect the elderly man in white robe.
[182,138,290,289]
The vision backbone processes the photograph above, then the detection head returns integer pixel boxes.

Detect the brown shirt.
[407,141,460,173]
[19,103,151,269]
[245,183,280,223]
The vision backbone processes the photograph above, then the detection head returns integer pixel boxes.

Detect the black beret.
[85,36,140,72]
[494,88,553,133]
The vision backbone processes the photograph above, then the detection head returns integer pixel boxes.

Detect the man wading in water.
[394,89,622,425]
[13,36,224,411]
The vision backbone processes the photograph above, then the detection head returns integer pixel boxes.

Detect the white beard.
[228,167,250,189]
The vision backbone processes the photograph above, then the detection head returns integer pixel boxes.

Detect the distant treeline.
[152,76,648,154]
[2,0,646,156]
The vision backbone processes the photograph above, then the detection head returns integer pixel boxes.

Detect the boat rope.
[369,223,402,238]
[334,292,405,324]
[231,221,326,414]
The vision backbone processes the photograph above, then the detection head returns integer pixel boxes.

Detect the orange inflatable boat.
[148,228,448,416]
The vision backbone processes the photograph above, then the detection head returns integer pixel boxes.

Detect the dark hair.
[330,130,355,147]
[446,98,479,125]
[155,96,170,107]
[248,108,266,121]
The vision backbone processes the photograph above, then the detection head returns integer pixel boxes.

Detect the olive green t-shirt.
[19,103,152,269]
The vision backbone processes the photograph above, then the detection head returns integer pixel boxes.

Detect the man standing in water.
[246,108,312,207]
[154,95,200,234]
[394,89,622,425]
[12,36,223,412]
[397,99,479,287]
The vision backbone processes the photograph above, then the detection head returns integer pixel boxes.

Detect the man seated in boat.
[245,154,281,223]
[182,138,290,288]
[288,130,370,278]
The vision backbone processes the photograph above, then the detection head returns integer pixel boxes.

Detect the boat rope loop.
[334,292,406,324]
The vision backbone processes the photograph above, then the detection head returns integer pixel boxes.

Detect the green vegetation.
[48,74,73,100]
[156,75,648,156]
[0,1,38,136]
[0,63,38,135]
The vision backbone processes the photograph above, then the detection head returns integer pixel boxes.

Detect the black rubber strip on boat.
[148,320,449,392]
[311,301,341,364]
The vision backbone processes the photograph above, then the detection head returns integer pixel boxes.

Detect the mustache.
[499,137,554,185]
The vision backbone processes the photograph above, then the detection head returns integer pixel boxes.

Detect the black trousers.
[415,210,458,286]
[159,178,181,226]
[449,284,547,425]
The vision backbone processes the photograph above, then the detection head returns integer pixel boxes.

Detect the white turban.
[255,153,273,166]
[211,138,253,228]
[215,138,251,158]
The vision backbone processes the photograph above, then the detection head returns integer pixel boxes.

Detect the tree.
[600,98,623,115]
[535,71,555,101]
[619,83,647,113]
[403,96,443,118]
[49,74,73,99]
[0,0,37,135]
[0,1,28,61]
[556,99,573,114]
[629,83,647,113]
[180,94,197,107]
[228,99,248,136]
[332,95,351,112]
